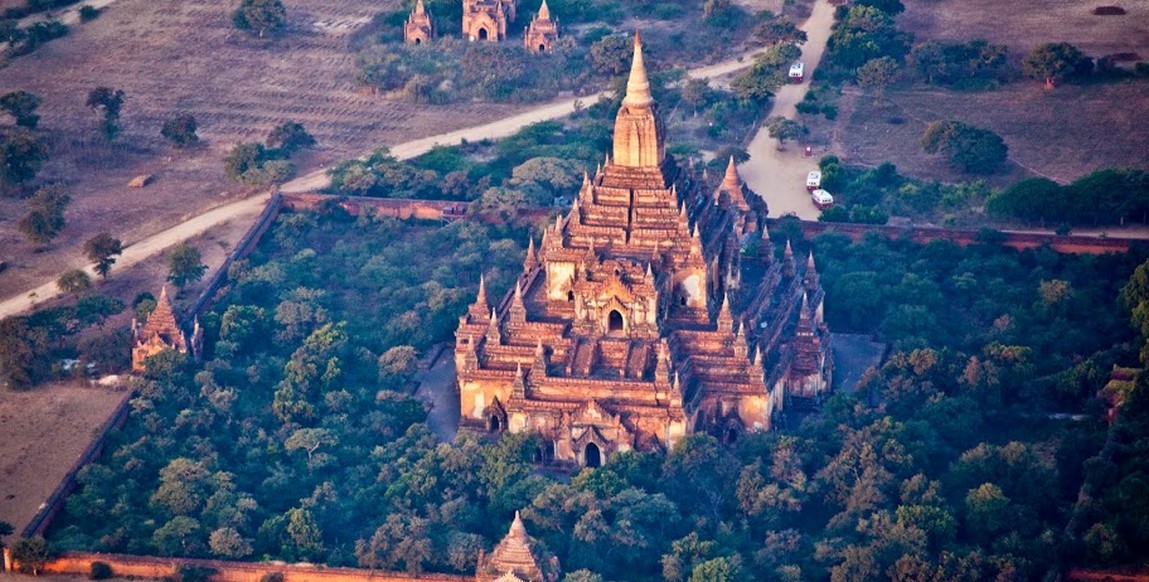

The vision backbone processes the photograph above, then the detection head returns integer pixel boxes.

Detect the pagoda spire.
[622,31,654,109]
[538,0,551,21]
[512,363,527,400]
[783,240,796,278]
[717,293,733,333]
[524,238,538,271]
[486,308,501,343]
[415,0,425,14]
[533,340,547,377]
[804,250,820,291]
[510,281,527,322]
[723,156,741,189]
[469,275,489,318]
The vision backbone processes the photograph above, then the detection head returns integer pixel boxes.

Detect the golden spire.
[538,0,551,21]
[723,156,741,189]
[415,0,425,14]
[622,31,654,109]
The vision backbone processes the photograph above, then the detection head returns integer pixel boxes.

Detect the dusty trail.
[0,38,785,319]
[738,0,836,221]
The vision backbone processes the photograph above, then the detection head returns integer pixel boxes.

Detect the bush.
[260,574,285,582]
[921,120,1008,174]
[1092,5,1126,15]
[78,5,99,21]
[90,561,113,580]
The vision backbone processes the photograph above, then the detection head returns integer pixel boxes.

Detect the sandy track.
[738,0,835,221]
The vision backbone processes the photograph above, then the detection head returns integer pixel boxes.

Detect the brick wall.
[41,552,471,582]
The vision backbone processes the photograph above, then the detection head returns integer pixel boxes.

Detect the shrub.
[1092,5,1126,15]
[260,574,285,582]
[90,561,113,580]
[78,5,99,21]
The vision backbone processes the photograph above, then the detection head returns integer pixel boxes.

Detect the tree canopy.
[921,120,1008,174]
[232,0,286,37]
[1022,42,1092,88]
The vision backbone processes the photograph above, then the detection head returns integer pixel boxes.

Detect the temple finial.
[538,0,551,20]
[622,30,654,109]
[723,156,741,188]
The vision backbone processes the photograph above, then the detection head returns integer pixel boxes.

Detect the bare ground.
[901,0,1149,57]
[0,382,129,537]
[824,81,1149,185]
[0,0,519,298]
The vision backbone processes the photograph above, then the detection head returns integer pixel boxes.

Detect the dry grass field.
[822,0,1149,186]
[0,382,129,535]
[825,81,1149,185]
[901,0,1149,56]
[0,0,519,298]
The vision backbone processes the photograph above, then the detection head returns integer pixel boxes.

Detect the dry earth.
[0,0,519,298]
[0,382,129,536]
[901,0,1149,56]
[819,0,1149,186]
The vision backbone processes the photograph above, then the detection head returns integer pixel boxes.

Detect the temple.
[453,33,832,467]
[523,0,558,53]
[404,0,434,45]
[131,286,201,372]
[463,0,516,42]
[475,511,559,581]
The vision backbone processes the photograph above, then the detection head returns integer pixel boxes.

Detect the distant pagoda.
[523,0,558,53]
[131,286,201,372]
[404,0,434,45]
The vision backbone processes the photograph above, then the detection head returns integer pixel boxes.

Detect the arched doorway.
[724,426,739,444]
[538,44,547,52]
[478,28,489,40]
[414,37,422,45]
[585,442,601,468]
[488,414,502,433]
[608,310,624,333]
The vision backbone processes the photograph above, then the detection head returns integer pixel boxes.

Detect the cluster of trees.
[824,2,911,82]
[1,17,68,58]
[920,120,1008,174]
[85,86,125,140]
[223,121,315,186]
[908,40,1008,88]
[986,169,1149,227]
[232,0,286,38]
[0,293,127,388]
[17,183,71,246]
[43,211,1149,579]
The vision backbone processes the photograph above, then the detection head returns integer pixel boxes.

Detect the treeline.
[0,294,128,389]
[45,210,1149,579]
[986,169,1149,227]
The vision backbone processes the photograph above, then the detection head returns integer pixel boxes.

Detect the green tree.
[356,513,431,574]
[285,427,336,461]
[167,243,207,288]
[266,121,315,155]
[588,34,631,76]
[84,232,124,278]
[209,526,253,559]
[18,184,71,246]
[153,516,204,556]
[233,0,286,37]
[921,120,1008,174]
[1022,42,1091,88]
[765,116,808,149]
[0,90,42,128]
[285,507,325,562]
[752,11,806,46]
[689,556,744,582]
[680,77,712,115]
[0,127,48,190]
[161,114,199,147]
[985,177,1064,225]
[57,268,92,297]
[857,56,899,95]
[10,536,51,575]
[855,0,905,15]
[86,86,125,139]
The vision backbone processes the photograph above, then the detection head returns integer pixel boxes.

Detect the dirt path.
[413,354,461,442]
[1,40,795,319]
[738,0,836,221]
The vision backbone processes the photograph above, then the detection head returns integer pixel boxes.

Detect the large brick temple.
[453,33,832,467]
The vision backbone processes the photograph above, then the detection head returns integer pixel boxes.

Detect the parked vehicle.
[806,170,822,191]
[789,62,805,83]
[811,189,834,210]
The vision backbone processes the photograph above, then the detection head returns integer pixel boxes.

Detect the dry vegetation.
[823,0,1149,185]
[0,382,128,534]
[0,0,519,298]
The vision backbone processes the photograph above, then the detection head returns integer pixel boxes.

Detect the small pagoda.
[404,0,434,45]
[475,511,559,582]
[131,286,201,372]
[523,0,558,53]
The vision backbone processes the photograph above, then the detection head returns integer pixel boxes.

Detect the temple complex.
[463,0,516,42]
[475,511,559,581]
[404,0,434,45]
[453,33,832,467]
[523,0,558,53]
[131,286,201,372]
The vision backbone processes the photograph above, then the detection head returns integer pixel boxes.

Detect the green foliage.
[751,11,806,46]
[90,560,113,579]
[908,40,1007,87]
[856,56,899,93]
[18,183,71,246]
[84,232,124,278]
[57,268,92,297]
[921,120,1008,174]
[985,169,1149,227]
[0,90,42,128]
[826,5,911,74]
[167,243,206,288]
[0,126,48,190]
[5,19,68,57]
[86,86,124,139]
[266,121,315,156]
[1022,42,1092,87]
[232,0,285,37]
[730,44,799,105]
[764,116,808,147]
[161,114,198,147]
[223,141,294,185]
[10,536,52,575]
[78,5,99,21]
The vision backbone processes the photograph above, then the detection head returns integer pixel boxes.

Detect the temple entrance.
[538,44,547,52]
[608,310,624,333]
[724,426,739,444]
[478,28,489,40]
[488,415,502,432]
[414,38,422,45]
[585,442,602,468]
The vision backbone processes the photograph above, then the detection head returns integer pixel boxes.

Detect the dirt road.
[738,0,836,220]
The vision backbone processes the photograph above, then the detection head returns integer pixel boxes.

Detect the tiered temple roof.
[131,286,201,372]
[455,33,831,465]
